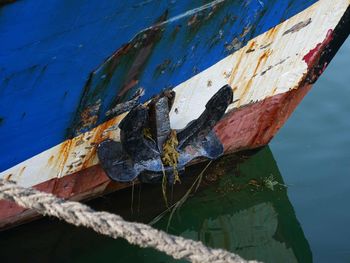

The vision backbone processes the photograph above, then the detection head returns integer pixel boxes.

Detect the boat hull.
[0,0,349,229]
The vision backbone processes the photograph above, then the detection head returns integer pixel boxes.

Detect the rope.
[0,179,257,263]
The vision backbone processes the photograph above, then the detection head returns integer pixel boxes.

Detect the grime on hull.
[0,0,349,229]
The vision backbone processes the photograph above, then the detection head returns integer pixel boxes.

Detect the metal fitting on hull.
[97,85,233,184]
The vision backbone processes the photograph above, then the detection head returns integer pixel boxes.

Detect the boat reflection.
[142,146,312,263]
[0,146,311,263]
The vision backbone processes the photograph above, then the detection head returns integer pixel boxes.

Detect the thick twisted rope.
[0,179,257,263]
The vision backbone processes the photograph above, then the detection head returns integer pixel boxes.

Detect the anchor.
[97,85,233,184]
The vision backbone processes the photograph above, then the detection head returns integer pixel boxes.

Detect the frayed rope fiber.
[0,179,258,263]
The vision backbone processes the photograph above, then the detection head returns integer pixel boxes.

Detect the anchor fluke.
[97,85,233,184]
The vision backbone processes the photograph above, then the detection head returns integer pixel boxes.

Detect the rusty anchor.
[97,85,233,184]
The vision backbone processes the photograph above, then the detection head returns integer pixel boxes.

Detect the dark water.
[270,37,350,262]
[1,40,349,263]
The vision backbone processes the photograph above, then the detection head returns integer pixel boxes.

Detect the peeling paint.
[2,0,320,174]
[283,18,312,35]
[303,29,334,68]
[1,0,350,228]
[1,0,349,193]
[68,12,168,138]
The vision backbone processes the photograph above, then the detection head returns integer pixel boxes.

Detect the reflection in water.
[0,147,311,263]
[187,203,296,261]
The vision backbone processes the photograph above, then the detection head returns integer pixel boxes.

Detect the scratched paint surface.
[1,37,350,260]
[0,0,348,190]
[0,0,317,171]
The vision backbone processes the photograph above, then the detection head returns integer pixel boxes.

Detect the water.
[270,37,350,262]
[0,39,349,263]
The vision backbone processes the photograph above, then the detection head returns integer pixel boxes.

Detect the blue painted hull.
[0,0,317,172]
[1,0,350,230]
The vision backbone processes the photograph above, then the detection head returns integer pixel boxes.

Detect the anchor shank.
[149,96,171,154]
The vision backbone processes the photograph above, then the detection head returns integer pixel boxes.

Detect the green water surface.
[0,39,349,263]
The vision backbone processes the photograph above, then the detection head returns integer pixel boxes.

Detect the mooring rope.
[0,179,257,263]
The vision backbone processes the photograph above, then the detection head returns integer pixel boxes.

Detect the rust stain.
[0,83,333,230]
[228,46,246,84]
[253,50,270,74]
[18,166,26,177]
[237,78,253,107]
[265,26,277,39]
[75,138,84,146]
[228,37,272,98]
[4,174,13,181]
[271,87,278,95]
[76,100,101,134]
[68,12,168,138]
[57,139,74,175]
[247,40,256,50]
[237,49,271,106]
[79,117,121,170]
[62,115,123,175]
[47,155,55,166]
[2,5,350,230]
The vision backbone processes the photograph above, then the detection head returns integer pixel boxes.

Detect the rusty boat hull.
[0,0,349,229]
